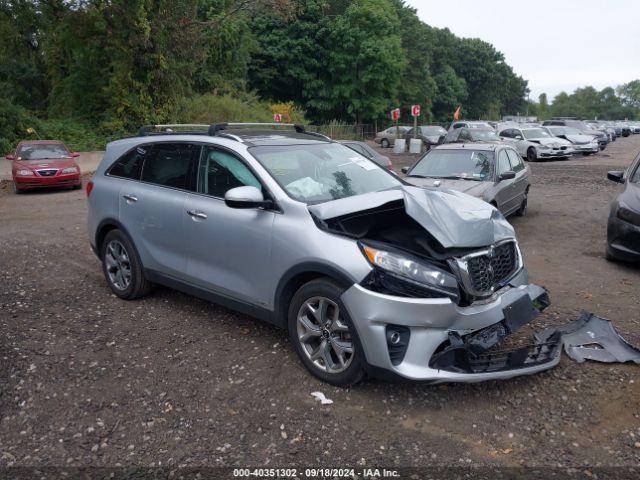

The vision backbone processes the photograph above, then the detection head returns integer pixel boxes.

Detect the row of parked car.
[371,119,639,266]
[375,118,640,162]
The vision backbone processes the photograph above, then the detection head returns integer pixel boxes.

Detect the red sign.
[411,105,421,117]
[391,108,400,121]
[273,113,282,122]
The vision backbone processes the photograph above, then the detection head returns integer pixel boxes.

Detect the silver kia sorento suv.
[87,123,559,386]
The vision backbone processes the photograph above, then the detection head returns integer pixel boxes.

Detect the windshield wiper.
[405,174,432,179]
[433,175,480,181]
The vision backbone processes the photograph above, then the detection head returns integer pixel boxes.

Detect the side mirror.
[71,152,80,158]
[224,186,272,209]
[401,167,409,174]
[607,171,624,183]
[499,171,516,181]
[5,154,15,160]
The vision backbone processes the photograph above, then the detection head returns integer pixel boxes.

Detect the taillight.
[86,180,94,197]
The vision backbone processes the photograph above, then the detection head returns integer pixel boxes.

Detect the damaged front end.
[429,292,561,375]
[311,186,562,382]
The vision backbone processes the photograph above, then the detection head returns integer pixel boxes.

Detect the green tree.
[617,80,640,110]
[316,0,404,123]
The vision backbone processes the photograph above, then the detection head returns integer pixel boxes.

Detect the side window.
[506,149,524,172]
[141,143,198,190]
[513,129,523,139]
[108,146,147,180]
[199,147,262,198]
[497,150,512,174]
[499,130,510,138]
[459,129,472,141]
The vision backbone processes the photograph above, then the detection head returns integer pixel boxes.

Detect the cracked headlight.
[360,243,460,299]
[16,169,34,176]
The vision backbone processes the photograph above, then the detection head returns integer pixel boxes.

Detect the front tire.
[101,229,152,300]
[381,138,390,148]
[527,148,538,162]
[288,278,365,387]
[12,182,23,194]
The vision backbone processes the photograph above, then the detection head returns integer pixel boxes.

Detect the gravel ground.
[0,135,639,472]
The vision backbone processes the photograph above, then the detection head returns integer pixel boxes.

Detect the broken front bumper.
[341,271,560,383]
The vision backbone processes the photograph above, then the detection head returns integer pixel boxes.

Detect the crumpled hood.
[309,186,515,249]
[564,134,596,145]
[404,177,492,198]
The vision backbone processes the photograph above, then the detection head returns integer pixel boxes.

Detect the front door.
[183,146,276,307]
[493,148,519,214]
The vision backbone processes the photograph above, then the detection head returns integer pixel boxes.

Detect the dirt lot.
[1,135,639,473]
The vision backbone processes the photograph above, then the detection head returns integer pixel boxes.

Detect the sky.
[405,0,640,101]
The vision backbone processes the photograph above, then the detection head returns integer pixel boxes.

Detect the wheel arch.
[273,263,355,330]
[95,219,137,259]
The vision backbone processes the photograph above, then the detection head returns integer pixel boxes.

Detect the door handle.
[123,194,138,203]
[187,210,207,220]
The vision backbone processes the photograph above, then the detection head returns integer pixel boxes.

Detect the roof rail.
[138,124,210,136]
[136,122,325,142]
[209,122,307,134]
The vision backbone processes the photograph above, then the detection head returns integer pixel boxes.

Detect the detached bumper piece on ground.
[535,312,640,364]
[430,310,640,380]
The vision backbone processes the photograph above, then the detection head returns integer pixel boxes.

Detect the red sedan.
[7,140,82,194]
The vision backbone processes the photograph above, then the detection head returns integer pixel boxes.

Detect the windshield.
[420,126,447,135]
[470,130,500,141]
[563,127,583,135]
[468,123,492,129]
[408,149,494,181]
[250,143,402,204]
[523,128,551,139]
[18,143,70,160]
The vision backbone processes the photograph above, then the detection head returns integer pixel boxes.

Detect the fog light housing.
[386,325,410,366]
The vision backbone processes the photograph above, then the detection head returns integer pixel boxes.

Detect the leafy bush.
[177,93,306,124]
[0,99,38,154]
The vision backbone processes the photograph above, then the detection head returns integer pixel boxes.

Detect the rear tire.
[101,229,153,300]
[288,278,365,387]
[381,138,390,148]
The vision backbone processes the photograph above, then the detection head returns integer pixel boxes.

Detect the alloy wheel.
[104,240,132,291]
[296,296,354,374]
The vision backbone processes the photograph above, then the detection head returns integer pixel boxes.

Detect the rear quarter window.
[107,146,147,180]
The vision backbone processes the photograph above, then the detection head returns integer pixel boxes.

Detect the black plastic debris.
[535,312,640,364]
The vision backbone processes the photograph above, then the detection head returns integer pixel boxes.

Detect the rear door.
[118,142,199,278]
[183,145,276,307]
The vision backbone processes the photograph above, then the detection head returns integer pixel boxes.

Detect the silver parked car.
[374,126,411,148]
[338,140,392,169]
[402,143,530,217]
[87,124,557,386]
[541,126,600,155]
[498,126,574,161]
